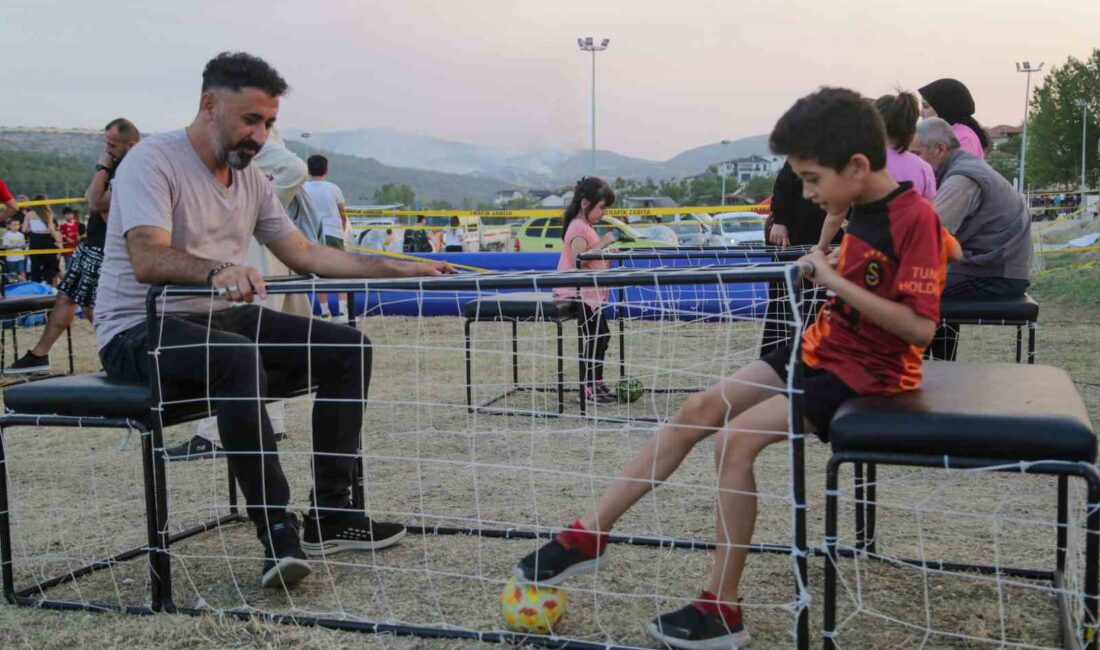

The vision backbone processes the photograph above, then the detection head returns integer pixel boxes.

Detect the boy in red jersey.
[510,87,949,649]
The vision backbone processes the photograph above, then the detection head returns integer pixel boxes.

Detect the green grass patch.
[1030,261,1100,305]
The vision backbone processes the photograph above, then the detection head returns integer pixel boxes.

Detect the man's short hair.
[201,51,289,97]
[307,155,328,177]
[915,117,961,151]
[769,87,887,172]
[62,207,75,215]
[104,118,140,143]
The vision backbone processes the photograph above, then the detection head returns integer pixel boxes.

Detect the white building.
[716,155,784,182]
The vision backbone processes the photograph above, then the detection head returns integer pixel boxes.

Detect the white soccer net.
[0,263,1091,649]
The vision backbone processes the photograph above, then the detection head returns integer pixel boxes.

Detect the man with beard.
[5,118,140,375]
[95,52,456,590]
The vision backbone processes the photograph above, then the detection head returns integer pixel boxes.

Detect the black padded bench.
[0,294,75,383]
[463,291,577,416]
[822,362,1097,648]
[0,369,321,613]
[938,293,1039,363]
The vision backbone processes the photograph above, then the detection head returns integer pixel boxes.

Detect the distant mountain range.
[283,127,772,187]
[1,126,777,204]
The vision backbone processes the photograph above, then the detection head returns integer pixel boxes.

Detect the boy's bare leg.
[30,294,84,357]
[578,361,786,533]
[708,392,807,602]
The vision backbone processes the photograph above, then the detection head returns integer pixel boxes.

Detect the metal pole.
[1020,69,1031,194]
[591,49,597,174]
[721,173,727,206]
[1082,101,1089,197]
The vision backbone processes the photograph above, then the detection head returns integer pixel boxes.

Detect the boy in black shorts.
[511,87,949,649]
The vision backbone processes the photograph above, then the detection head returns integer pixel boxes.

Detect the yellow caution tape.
[346,204,767,219]
[0,247,74,257]
[1035,245,1100,255]
[9,197,87,208]
[346,245,489,273]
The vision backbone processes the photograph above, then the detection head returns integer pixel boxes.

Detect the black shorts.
[760,344,858,439]
[56,242,104,308]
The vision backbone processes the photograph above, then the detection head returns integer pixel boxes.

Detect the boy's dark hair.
[62,207,75,216]
[307,154,328,177]
[561,176,615,239]
[874,91,920,152]
[769,87,887,171]
[201,52,289,97]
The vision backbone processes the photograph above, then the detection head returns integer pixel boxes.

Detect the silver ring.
[226,284,239,293]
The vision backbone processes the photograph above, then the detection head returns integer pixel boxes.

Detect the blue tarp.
[317,252,774,320]
[1,281,56,327]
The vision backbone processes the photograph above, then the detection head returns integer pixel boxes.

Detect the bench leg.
[0,426,14,601]
[576,320,586,417]
[823,456,841,649]
[149,418,173,610]
[618,316,625,379]
[1028,322,1037,365]
[556,321,564,415]
[1057,475,1069,577]
[139,424,165,610]
[854,463,866,551]
[1016,325,1023,363]
[866,463,877,554]
[1086,474,1100,649]
[511,321,519,386]
[464,319,473,414]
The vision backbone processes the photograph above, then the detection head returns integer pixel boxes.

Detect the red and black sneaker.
[513,519,609,586]
[647,591,750,650]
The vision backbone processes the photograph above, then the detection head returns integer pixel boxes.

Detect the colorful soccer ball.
[500,576,567,634]
[616,376,645,403]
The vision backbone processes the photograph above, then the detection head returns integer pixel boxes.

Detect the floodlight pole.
[1078,99,1089,198]
[301,131,312,160]
[578,37,609,174]
[1016,61,1043,194]
[720,139,731,205]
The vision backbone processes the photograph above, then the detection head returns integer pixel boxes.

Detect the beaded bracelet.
[207,261,236,285]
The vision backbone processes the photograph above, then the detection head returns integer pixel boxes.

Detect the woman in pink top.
[918,78,989,159]
[875,91,937,199]
[555,176,618,404]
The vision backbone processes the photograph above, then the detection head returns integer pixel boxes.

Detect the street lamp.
[578,37,610,173]
[1015,61,1044,194]
[1077,99,1089,198]
[719,139,732,206]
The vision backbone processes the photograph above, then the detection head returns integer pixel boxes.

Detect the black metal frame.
[823,453,1100,649]
[937,314,1038,364]
[1,264,815,649]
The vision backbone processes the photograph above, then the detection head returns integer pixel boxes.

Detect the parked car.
[423,215,512,252]
[711,214,767,246]
[352,216,400,252]
[516,216,668,251]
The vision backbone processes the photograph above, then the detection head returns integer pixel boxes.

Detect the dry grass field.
[0,253,1097,649]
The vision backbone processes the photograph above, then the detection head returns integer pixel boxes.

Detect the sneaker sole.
[261,556,311,589]
[301,527,406,557]
[1,367,51,375]
[512,553,608,587]
[647,624,750,650]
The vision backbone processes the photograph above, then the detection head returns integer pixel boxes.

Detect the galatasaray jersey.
[801,183,947,395]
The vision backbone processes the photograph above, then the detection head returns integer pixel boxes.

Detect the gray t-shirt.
[94,129,297,350]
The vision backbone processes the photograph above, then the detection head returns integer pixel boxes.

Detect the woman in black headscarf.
[918,78,990,159]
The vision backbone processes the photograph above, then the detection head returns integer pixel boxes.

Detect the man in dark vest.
[910,117,1033,361]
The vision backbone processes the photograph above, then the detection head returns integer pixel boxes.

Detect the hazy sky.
[2,0,1097,160]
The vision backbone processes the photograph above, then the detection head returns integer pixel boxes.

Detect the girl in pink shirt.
[875,91,937,199]
[919,78,989,159]
[555,176,618,404]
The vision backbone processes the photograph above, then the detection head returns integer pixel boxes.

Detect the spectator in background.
[877,91,937,199]
[442,216,465,252]
[910,117,1033,361]
[5,119,140,375]
[0,177,18,224]
[403,214,432,253]
[22,194,62,285]
[303,154,349,318]
[919,78,989,159]
[2,218,26,281]
[761,161,842,356]
[59,207,82,259]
